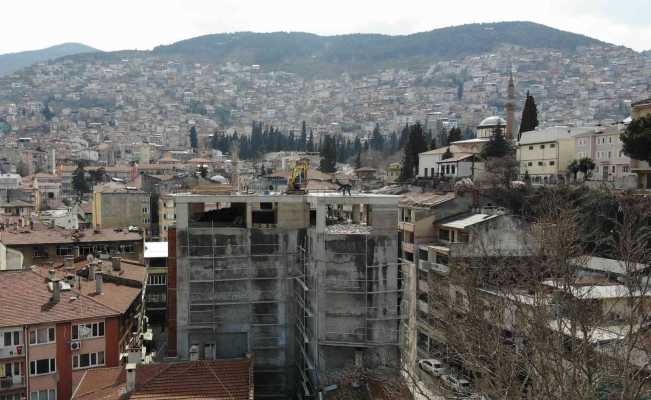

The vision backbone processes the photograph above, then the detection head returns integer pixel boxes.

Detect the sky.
[2,0,650,54]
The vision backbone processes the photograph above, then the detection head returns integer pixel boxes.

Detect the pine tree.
[72,162,90,202]
[447,127,463,144]
[319,135,337,172]
[481,124,513,159]
[299,121,307,151]
[518,91,539,140]
[355,148,362,169]
[307,129,315,152]
[398,123,409,149]
[190,126,198,151]
[389,131,398,153]
[399,122,428,180]
[370,123,385,153]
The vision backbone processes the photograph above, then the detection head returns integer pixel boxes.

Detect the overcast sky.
[2,0,649,54]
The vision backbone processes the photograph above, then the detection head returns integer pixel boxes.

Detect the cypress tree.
[190,126,198,151]
[307,129,315,152]
[518,91,539,140]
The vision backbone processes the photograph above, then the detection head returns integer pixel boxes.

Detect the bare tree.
[412,190,651,400]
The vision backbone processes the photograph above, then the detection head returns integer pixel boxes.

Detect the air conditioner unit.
[70,340,81,351]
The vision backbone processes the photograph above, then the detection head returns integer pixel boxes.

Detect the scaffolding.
[294,244,316,399]
[184,222,300,399]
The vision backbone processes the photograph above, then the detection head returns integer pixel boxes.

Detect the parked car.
[418,358,447,376]
[442,374,471,394]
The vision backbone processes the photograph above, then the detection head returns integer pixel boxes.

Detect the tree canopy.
[399,122,428,180]
[518,91,539,140]
[621,115,651,163]
[481,124,514,159]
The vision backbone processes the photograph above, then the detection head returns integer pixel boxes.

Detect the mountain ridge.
[152,21,608,68]
[0,42,99,76]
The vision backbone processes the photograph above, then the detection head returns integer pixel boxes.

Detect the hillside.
[152,21,607,72]
[0,43,99,76]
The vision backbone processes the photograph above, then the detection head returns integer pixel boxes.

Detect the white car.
[442,374,471,394]
[418,358,447,376]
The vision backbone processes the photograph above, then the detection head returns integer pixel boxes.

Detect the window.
[2,331,20,346]
[30,390,56,400]
[623,166,630,173]
[29,327,55,345]
[436,254,449,266]
[32,246,49,258]
[612,166,616,173]
[550,143,555,148]
[538,161,544,166]
[56,246,73,256]
[549,161,555,166]
[439,229,450,242]
[148,274,167,286]
[124,243,136,253]
[423,168,428,177]
[72,322,104,340]
[540,145,545,149]
[528,146,533,150]
[29,358,56,375]
[451,165,456,174]
[527,162,533,167]
[73,351,105,369]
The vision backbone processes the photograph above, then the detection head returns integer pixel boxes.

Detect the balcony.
[420,260,449,275]
[0,376,25,391]
[402,242,415,254]
[0,346,24,359]
[398,221,415,232]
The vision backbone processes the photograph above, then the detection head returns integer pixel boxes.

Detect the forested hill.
[0,43,99,76]
[152,21,607,69]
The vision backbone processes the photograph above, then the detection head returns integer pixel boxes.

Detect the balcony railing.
[0,346,24,359]
[419,260,449,275]
[0,375,25,390]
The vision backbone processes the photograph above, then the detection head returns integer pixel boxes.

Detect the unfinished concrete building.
[167,193,401,399]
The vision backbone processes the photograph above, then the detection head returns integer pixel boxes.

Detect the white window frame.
[72,351,105,370]
[29,389,56,400]
[29,327,55,345]
[29,358,56,376]
[2,330,21,347]
[72,321,105,340]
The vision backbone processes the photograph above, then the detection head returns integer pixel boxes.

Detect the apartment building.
[158,194,176,241]
[167,192,401,399]
[517,126,594,184]
[143,242,168,324]
[398,191,534,397]
[574,125,635,186]
[91,182,151,235]
[0,257,145,400]
[0,226,143,269]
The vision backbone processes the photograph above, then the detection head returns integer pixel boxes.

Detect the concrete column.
[316,204,327,233]
[246,203,252,228]
[352,204,361,224]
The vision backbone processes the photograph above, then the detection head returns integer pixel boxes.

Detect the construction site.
[167,190,402,399]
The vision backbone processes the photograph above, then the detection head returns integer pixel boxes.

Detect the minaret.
[506,70,515,141]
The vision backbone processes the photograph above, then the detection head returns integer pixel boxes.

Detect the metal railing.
[0,376,25,389]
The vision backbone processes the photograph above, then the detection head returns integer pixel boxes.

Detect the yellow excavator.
[286,159,309,194]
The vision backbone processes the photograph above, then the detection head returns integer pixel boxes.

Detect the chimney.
[48,269,56,282]
[126,363,136,393]
[89,261,96,281]
[111,257,121,272]
[95,272,103,295]
[51,279,61,303]
[64,256,74,270]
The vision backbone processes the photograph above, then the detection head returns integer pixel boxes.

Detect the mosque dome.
[478,116,507,128]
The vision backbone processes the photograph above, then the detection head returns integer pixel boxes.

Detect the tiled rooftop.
[0,269,120,328]
[72,358,254,400]
[0,226,142,245]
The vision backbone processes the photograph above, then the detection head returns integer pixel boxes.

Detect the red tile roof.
[0,226,142,246]
[72,358,254,400]
[130,359,253,400]
[0,269,120,328]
